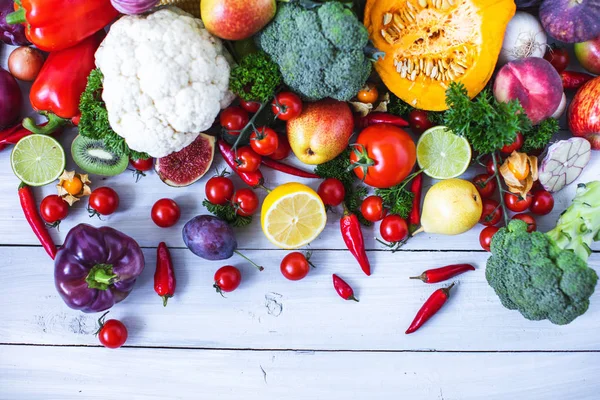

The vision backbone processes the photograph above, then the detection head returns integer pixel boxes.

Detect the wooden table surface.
[0,44,599,400]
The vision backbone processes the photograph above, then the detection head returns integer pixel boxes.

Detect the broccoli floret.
[229,51,282,102]
[486,220,598,325]
[256,1,372,101]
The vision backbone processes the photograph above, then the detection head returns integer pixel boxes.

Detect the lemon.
[417,126,472,180]
[11,134,66,186]
[261,183,327,249]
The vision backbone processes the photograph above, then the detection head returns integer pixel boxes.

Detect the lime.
[11,134,66,186]
[416,126,472,180]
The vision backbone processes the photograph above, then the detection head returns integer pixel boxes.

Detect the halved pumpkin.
[364,0,515,111]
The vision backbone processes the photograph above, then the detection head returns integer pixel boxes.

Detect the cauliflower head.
[95,7,234,158]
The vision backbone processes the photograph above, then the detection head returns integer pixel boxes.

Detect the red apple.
[574,36,600,75]
[201,0,276,41]
[568,76,600,150]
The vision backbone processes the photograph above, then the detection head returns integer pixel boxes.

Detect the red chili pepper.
[0,122,60,151]
[18,183,57,260]
[154,242,176,307]
[218,139,264,188]
[410,264,475,283]
[332,274,359,302]
[560,71,595,90]
[340,208,371,276]
[355,112,409,129]
[6,0,118,52]
[261,157,320,179]
[408,173,423,233]
[23,31,105,135]
[406,283,455,334]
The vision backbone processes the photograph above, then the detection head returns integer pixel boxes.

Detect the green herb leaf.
[521,118,559,154]
[229,51,282,103]
[375,184,414,219]
[388,93,445,125]
[202,200,252,228]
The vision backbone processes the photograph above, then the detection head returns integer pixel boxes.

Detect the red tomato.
[151,198,181,228]
[280,252,311,281]
[269,134,291,160]
[380,215,408,243]
[232,188,259,216]
[530,190,554,216]
[472,173,497,199]
[214,266,242,293]
[129,157,154,171]
[89,187,119,216]
[97,314,128,349]
[486,158,497,176]
[357,84,379,104]
[317,178,346,207]
[220,106,249,132]
[350,125,416,188]
[500,132,523,154]
[479,226,500,252]
[544,46,570,73]
[40,195,69,224]
[205,174,235,205]
[361,195,387,222]
[408,110,434,135]
[235,146,262,172]
[512,213,537,233]
[480,199,503,226]
[272,92,303,121]
[250,127,279,156]
[240,100,261,113]
[504,192,532,213]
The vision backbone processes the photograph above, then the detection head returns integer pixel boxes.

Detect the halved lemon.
[261,183,327,249]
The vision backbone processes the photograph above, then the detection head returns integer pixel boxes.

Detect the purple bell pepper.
[54,224,145,313]
[0,0,29,46]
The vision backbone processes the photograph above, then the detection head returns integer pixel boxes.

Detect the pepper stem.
[22,113,68,136]
[6,8,26,25]
[162,295,171,307]
[442,282,456,297]
[348,295,359,302]
[85,264,119,290]
[234,250,264,271]
[409,273,427,283]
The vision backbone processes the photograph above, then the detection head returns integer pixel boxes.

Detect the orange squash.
[364,0,515,111]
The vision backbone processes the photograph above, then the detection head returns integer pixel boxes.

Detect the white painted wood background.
[1,41,599,399]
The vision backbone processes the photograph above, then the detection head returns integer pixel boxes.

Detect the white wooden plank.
[1,345,598,400]
[1,246,598,350]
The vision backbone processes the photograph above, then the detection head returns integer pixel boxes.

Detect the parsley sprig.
[202,200,252,228]
[521,117,559,154]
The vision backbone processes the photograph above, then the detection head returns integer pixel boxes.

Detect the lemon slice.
[261,183,327,249]
[11,134,66,186]
[417,126,472,180]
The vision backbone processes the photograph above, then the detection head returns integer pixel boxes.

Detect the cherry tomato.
[350,125,416,189]
[130,157,153,171]
[232,188,259,216]
[89,187,119,216]
[361,195,387,222]
[504,192,532,213]
[40,195,69,224]
[280,252,311,281]
[250,127,279,156]
[380,215,408,243]
[479,226,500,252]
[508,159,530,180]
[486,158,497,176]
[220,106,249,133]
[357,84,379,104]
[512,213,537,233]
[480,199,503,226]
[544,46,570,73]
[272,92,303,121]
[269,134,292,160]
[530,190,554,216]
[214,265,242,293]
[62,176,83,196]
[240,100,261,113]
[151,198,181,228]
[205,174,235,205]
[472,174,497,199]
[317,178,346,207]
[408,110,434,135]
[500,132,523,154]
[235,146,262,172]
[96,313,128,349]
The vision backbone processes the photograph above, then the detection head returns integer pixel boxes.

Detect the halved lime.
[11,134,66,186]
[417,126,472,180]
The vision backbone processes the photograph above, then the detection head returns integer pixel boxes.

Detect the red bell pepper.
[6,0,118,52]
[23,31,104,135]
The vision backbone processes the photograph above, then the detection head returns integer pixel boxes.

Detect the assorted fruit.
[1,0,600,346]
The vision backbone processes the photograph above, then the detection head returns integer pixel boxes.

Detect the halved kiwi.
[71,135,128,176]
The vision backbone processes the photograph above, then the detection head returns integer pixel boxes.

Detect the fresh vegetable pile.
[1,0,599,347]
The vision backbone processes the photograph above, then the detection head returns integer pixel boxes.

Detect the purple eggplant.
[54,224,145,313]
[0,0,29,45]
[0,67,22,128]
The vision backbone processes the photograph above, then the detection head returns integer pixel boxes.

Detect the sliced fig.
[155,133,216,187]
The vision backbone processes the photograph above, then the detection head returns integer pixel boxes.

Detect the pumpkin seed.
[418,0,427,7]
[410,70,417,81]
[383,13,392,25]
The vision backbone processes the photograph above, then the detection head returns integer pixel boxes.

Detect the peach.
[493,58,563,125]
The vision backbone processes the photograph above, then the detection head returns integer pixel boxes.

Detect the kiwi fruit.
[71,135,128,176]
